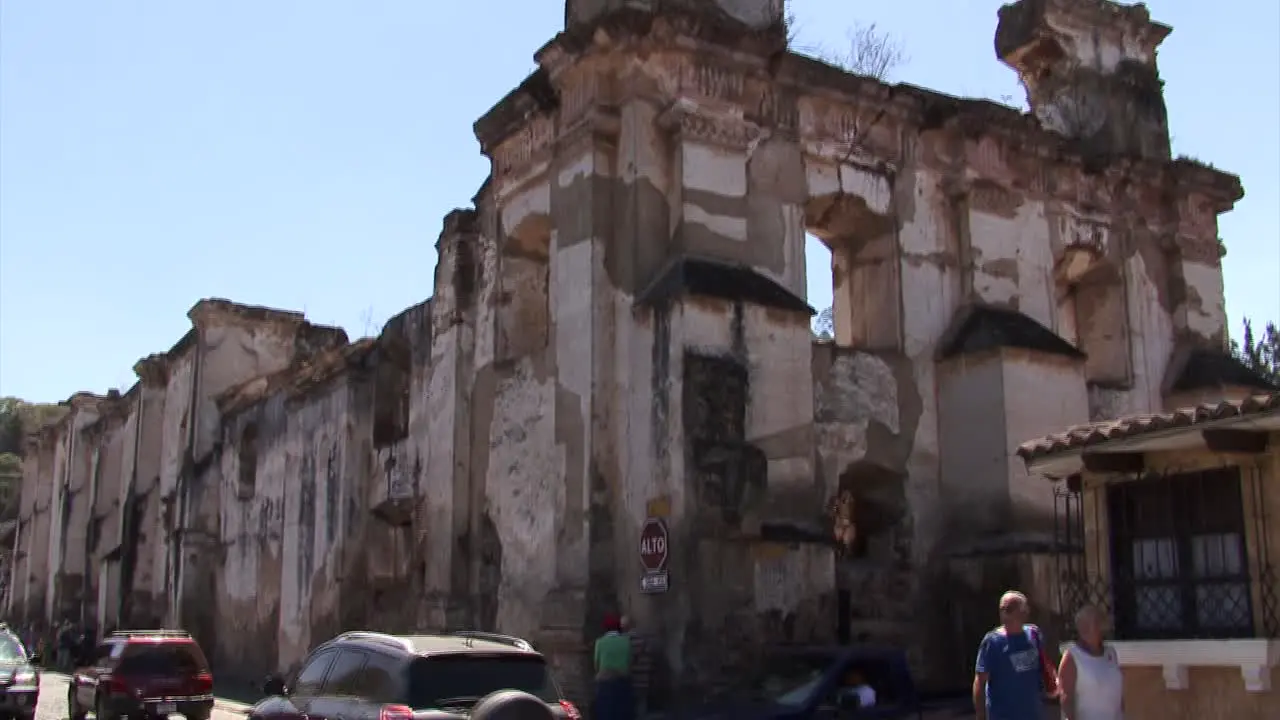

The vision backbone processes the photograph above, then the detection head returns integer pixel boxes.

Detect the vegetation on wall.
[0,397,68,520]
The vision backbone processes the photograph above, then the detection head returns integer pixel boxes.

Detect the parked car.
[0,626,40,720]
[252,630,582,720]
[653,645,971,720]
[68,629,214,720]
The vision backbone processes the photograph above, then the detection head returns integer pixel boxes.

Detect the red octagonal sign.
[639,518,669,572]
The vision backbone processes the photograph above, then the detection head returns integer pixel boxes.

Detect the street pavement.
[34,672,251,720]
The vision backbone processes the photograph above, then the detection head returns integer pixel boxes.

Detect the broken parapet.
[996,0,1172,159]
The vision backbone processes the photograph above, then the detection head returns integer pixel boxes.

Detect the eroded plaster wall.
[216,394,288,679]
[276,381,358,671]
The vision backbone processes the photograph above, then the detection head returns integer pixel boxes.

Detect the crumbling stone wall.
[9,0,1263,700]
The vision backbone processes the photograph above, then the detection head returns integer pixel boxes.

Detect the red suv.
[68,630,214,720]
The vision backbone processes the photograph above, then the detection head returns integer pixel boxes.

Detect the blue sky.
[1,0,1276,403]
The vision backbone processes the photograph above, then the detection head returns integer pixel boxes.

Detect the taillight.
[559,700,581,719]
[190,672,213,695]
[379,704,413,720]
[104,676,133,695]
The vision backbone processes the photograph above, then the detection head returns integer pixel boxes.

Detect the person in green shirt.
[593,613,634,720]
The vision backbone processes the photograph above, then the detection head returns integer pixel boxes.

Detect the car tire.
[69,687,88,720]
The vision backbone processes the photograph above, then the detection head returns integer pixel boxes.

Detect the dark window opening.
[683,354,748,445]
[836,589,852,644]
[237,423,258,499]
[372,342,411,448]
[1107,467,1254,640]
[406,655,559,710]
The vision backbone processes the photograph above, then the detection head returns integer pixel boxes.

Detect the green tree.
[812,306,834,340]
[0,397,65,520]
[1231,318,1280,385]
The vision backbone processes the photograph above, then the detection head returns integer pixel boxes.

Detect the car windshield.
[756,653,836,708]
[117,643,208,674]
[407,655,559,709]
[0,634,27,664]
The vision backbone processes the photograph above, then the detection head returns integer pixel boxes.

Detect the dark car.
[68,630,215,720]
[0,628,41,720]
[656,646,970,720]
[251,630,582,720]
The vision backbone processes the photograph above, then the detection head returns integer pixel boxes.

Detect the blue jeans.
[594,677,635,720]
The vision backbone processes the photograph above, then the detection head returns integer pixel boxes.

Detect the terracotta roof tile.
[1017,392,1280,462]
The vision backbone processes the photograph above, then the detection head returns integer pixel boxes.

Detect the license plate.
[154,703,177,714]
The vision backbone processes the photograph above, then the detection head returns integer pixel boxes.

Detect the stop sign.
[639,518,669,572]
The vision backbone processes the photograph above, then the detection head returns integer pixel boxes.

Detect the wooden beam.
[1202,428,1270,454]
[1081,452,1145,474]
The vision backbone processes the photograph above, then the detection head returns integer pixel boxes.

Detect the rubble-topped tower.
[996,0,1172,159]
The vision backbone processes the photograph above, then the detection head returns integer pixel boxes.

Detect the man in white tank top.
[1057,605,1124,720]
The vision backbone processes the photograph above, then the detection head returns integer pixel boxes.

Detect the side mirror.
[27,654,42,666]
[263,674,288,697]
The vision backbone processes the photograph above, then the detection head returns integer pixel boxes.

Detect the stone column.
[425,209,482,629]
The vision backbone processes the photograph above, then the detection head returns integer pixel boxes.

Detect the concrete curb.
[41,671,252,716]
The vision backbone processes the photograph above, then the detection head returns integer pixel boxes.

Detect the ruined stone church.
[10,0,1274,700]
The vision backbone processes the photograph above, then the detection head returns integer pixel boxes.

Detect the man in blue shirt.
[973,591,1055,720]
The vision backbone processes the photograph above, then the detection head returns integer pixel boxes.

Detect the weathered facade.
[8,0,1276,702]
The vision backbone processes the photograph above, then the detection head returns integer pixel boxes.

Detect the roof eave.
[1023,408,1280,478]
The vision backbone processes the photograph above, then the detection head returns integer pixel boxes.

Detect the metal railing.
[1058,568,1280,641]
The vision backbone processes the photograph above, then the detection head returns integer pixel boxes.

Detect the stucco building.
[8,0,1276,702]
[1019,393,1280,718]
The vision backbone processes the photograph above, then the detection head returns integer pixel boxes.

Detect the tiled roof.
[1017,392,1280,462]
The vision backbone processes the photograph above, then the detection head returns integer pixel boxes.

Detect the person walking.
[973,591,1058,720]
[1058,605,1123,720]
[593,613,634,720]
[56,620,76,670]
[620,616,651,718]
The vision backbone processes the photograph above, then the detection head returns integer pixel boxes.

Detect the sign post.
[639,517,670,594]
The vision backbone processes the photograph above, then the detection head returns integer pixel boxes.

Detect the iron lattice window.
[1107,468,1254,640]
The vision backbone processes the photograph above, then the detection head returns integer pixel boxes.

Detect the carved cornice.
[1175,234,1225,267]
[557,106,622,153]
[133,354,171,387]
[968,180,1022,217]
[657,99,758,149]
[491,115,556,185]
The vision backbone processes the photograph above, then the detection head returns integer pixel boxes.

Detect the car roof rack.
[447,631,535,651]
[109,629,191,638]
[333,631,415,653]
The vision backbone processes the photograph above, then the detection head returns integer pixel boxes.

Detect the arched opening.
[803,167,899,350]
[806,233,833,339]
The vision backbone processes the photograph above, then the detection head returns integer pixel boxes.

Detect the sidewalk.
[210,678,259,715]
